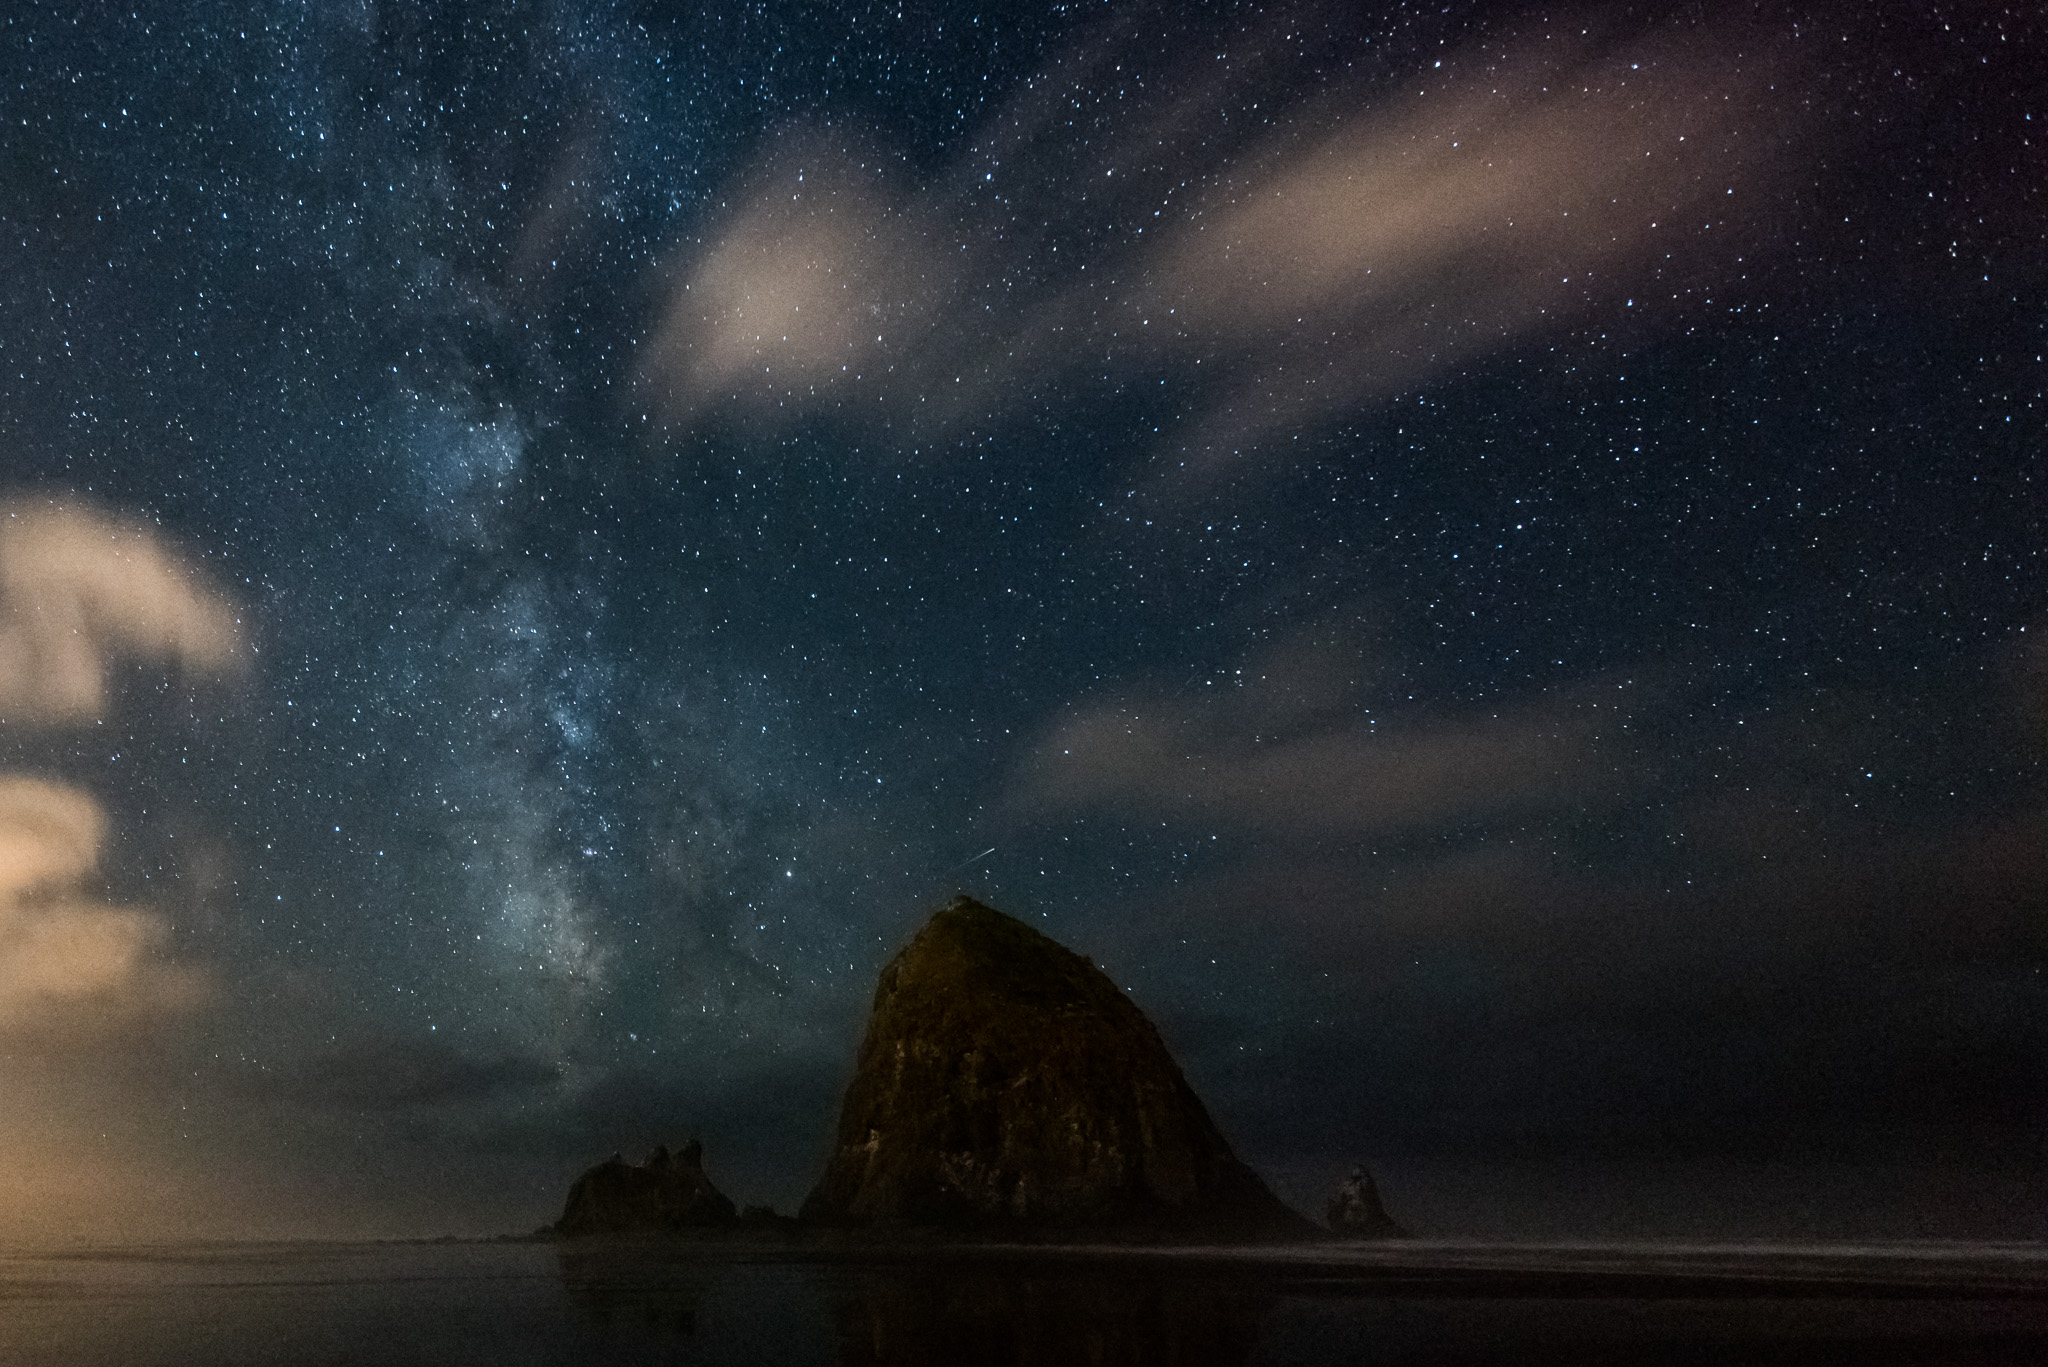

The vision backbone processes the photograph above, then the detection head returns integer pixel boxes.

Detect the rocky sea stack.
[802,896,1314,1239]
[556,1140,737,1236]
[1326,1165,1406,1238]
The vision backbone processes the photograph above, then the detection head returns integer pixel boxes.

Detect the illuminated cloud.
[0,500,243,724]
[637,142,941,426]
[0,776,198,1031]
[633,16,1796,475]
[0,771,100,898]
[1139,35,1789,467]
[0,501,233,1032]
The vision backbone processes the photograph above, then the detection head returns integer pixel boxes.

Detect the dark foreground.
[2,1239,2043,1366]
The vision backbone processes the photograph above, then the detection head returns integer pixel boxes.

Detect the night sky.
[1,0,2042,1243]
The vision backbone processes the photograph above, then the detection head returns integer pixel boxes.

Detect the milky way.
[0,2,2041,1240]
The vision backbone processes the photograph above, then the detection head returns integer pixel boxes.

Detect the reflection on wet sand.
[549,1241,2048,1367]
[556,1243,715,1342]
[557,1243,1270,1364]
[834,1264,1270,1367]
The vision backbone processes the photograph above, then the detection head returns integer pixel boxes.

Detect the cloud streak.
[1005,628,1619,834]
[1011,696,1599,833]
[1134,31,1790,467]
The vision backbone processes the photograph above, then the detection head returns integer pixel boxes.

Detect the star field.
[0,1,2041,1240]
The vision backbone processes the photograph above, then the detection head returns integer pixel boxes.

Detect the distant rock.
[802,896,1315,1239]
[1324,1164,1405,1238]
[556,1139,738,1236]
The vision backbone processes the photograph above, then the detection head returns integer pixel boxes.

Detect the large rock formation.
[556,1139,738,1236]
[802,897,1314,1239]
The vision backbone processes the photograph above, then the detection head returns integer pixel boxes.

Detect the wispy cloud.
[637,138,938,427]
[0,500,243,724]
[0,498,246,1237]
[0,501,240,1032]
[1011,701,1594,833]
[632,12,1798,476]
[1133,31,1790,468]
[1005,634,1621,834]
[0,776,202,1030]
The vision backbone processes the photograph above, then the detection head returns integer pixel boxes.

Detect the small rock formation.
[1325,1164,1404,1238]
[556,1138,738,1236]
[802,896,1314,1239]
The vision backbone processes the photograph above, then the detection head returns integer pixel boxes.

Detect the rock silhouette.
[1325,1164,1405,1237]
[556,1139,738,1236]
[802,896,1314,1238]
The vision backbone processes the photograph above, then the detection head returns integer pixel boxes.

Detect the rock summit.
[802,896,1313,1238]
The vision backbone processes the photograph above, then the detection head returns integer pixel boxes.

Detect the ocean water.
[2,1239,2043,1366]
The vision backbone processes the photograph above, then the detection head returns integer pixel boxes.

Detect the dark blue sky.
[0,0,2041,1240]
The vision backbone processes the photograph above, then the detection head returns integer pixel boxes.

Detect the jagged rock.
[802,896,1315,1239]
[556,1138,738,1236]
[1325,1164,1405,1237]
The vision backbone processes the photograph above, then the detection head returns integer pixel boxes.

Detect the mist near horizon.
[0,0,2042,1255]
